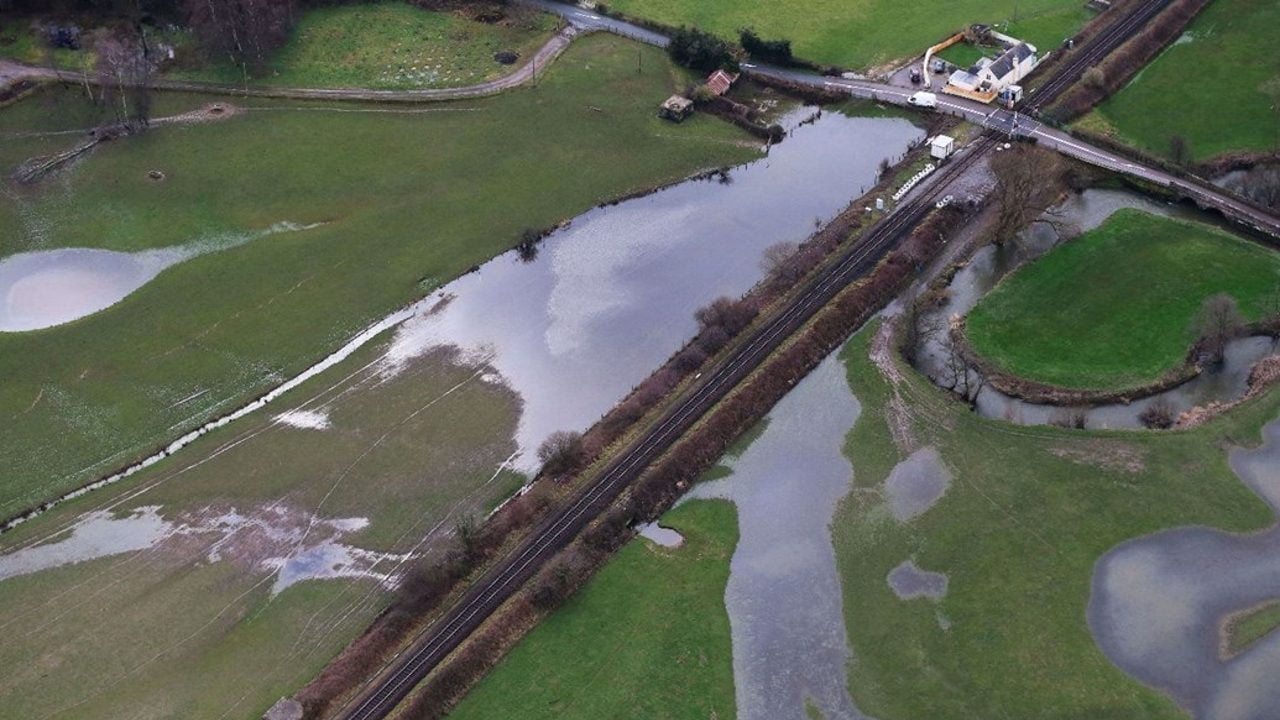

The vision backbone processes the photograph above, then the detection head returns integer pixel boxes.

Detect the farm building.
[659,94,694,121]
[704,69,739,96]
[944,41,1038,103]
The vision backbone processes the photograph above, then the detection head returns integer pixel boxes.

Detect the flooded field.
[383,106,923,469]
[912,189,1278,428]
[1089,413,1280,719]
[0,106,922,718]
[685,353,867,720]
[0,222,318,332]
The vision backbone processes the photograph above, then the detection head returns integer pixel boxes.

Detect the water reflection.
[384,108,923,470]
[684,353,867,720]
[1089,413,1280,719]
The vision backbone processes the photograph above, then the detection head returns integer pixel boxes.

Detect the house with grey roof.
[945,41,1038,102]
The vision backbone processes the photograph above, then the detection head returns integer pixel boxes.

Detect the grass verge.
[835,316,1280,718]
[1085,0,1280,162]
[448,499,738,720]
[965,209,1280,391]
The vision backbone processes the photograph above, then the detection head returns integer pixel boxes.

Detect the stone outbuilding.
[659,94,694,121]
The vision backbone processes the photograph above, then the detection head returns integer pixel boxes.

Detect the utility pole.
[638,48,642,74]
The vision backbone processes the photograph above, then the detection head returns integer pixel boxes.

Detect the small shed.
[659,95,694,122]
[704,69,740,96]
[930,134,956,160]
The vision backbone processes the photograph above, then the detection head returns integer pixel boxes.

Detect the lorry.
[907,91,938,109]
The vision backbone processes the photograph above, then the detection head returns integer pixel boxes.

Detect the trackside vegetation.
[1084,0,1280,162]
[0,33,758,515]
[448,500,738,720]
[834,320,1280,718]
[966,209,1280,391]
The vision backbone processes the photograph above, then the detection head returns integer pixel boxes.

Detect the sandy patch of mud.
[884,446,951,522]
[1048,440,1147,474]
[887,559,948,600]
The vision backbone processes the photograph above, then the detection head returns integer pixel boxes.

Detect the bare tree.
[1226,164,1280,212]
[95,26,154,132]
[184,0,297,77]
[695,296,756,336]
[1190,293,1245,365]
[989,145,1066,246]
[1169,134,1192,166]
[1138,398,1175,429]
[898,293,941,364]
[760,241,802,287]
[537,430,585,479]
[939,333,982,406]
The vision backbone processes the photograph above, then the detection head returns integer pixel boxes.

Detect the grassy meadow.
[449,500,738,720]
[966,209,1280,391]
[834,319,1280,718]
[606,0,1088,69]
[1084,0,1280,162]
[0,33,758,515]
[169,1,560,90]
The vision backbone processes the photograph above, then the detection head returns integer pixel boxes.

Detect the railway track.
[338,128,996,720]
[337,2,1178,716]
[1025,0,1174,110]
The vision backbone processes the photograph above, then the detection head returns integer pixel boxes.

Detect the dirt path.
[0,25,579,104]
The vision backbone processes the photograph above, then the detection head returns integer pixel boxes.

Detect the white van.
[907,91,938,109]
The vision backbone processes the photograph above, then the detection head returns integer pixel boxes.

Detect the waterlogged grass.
[0,329,523,719]
[169,2,559,90]
[606,0,1086,69]
[1087,0,1280,162]
[0,33,758,515]
[966,209,1280,390]
[835,320,1279,718]
[450,500,738,720]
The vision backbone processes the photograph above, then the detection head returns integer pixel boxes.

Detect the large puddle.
[0,222,320,332]
[684,352,867,720]
[912,189,1278,429]
[382,107,922,471]
[0,503,404,595]
[1088,412,1280,719]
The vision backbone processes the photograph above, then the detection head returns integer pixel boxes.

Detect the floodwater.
[0,221,319,332]
[887,560,948,601]
[912,189,1279,428]
[636,522,684,548]
[0,503,404,595]
[383,107,923,471]
[684,352,867,720]
[1088,413,1280,719]
[884,446,951,522]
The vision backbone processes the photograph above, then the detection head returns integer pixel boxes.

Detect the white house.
[946,41,1038,98]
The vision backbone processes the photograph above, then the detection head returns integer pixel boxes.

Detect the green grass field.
[606,0,1087,69]
[1085,0,1280,162]
[0,17,90,70]
[1225,600,1280,656]
[966,209,1280,391]
[834,319,1280,718]
[0,33,757,516]
[169,2,559,90]
[449,500,738,720]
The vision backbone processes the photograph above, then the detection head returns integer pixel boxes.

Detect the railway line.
[335,0,1228,716]
[338,124,996,720]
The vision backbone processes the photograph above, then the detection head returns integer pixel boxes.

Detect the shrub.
[1138,398,1175,429]
[667,26,733,72]
[537,430,586,479]
[739,28,793,65]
